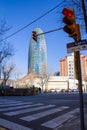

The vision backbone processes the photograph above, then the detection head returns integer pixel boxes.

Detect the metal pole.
[74,24,85,130]
[81,0,87,33]
[76,51,85,130]
[37,27,63,36]
[0,54,1,80]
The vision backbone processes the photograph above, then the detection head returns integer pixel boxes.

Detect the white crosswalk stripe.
[20,106,69,122]
[0,118,33,130]
[4,104,55,116]
[0,100,23,104]
[42,108,79,129]
[0,103,43,112]
[0,99,80,130]
[0,102,32,107]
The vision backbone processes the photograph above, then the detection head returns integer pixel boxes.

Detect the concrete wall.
[47,81,68,90]
[13,75,87,92]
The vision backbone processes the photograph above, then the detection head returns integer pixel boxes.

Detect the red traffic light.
[32,31,37,41]
[62,8,77,38]
[62,8,73,17]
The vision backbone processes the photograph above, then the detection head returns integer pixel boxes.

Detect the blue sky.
[0,0,87,78]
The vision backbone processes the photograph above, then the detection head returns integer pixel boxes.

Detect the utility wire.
[3,1,64,41]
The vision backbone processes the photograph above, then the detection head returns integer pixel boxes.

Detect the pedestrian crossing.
[0,103,43,112]
[0,99,80,130]
[42,108,79,129]
[0,118,32,130]
[0,101,32,107]
[20,106,69,122]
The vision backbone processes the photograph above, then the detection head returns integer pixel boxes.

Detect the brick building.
[60,53,87,81]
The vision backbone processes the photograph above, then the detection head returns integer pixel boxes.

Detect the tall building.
[60,53,87,80]
[60,54,75,79]
[28,28,47,75]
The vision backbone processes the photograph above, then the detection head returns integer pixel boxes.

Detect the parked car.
[50,89,55,93]
[61,89,66,93]
[66,89,72,93]
[72,89,78,93]
[50,88,61,93]
[55,88,61,93]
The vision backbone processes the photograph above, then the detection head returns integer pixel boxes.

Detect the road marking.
[4,104,55,116]
[20,106,69,122]
[0,103,43,112]
[0,118,33,130]
[42,108,79,129]
[0,100,22,104]
[0,102,32,107]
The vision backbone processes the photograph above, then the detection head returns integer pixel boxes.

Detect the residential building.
[60,53,87,80]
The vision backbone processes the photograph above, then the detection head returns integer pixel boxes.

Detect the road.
[0,93,87,130]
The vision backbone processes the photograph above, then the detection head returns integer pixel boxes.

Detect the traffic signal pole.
[62,8,85,130]
[78,51,85,130]
[74,24,85,130]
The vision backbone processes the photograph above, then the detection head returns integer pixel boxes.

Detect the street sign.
[67,39,87,53]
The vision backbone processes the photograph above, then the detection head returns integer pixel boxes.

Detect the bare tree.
[0,43,13,63]
[81,0,87,33]
[1,62,15,86]
[0,20,14,79]
[12,67,23,81]
[39,66,54,92]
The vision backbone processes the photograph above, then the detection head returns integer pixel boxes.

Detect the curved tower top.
[28,28,47,75]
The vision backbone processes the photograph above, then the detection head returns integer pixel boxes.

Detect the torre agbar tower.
[28,28,47,75]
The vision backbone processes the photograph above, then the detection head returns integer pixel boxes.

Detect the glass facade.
[28,28,47,75]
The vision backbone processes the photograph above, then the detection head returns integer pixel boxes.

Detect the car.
[55,88,60,93]
[50,89,55,93]
[61,89,66,93]
[66,89,72,93]
[72,89,78,93]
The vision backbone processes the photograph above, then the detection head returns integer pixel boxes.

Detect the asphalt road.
[0,93,87,130]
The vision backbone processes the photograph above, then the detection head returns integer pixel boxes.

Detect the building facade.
[60,53,87,80]
[28,28,47,75]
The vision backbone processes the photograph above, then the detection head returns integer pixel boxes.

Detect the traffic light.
[32,31,37,41]
[62,8,77,39]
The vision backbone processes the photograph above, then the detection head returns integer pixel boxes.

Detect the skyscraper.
[28,28,47,75]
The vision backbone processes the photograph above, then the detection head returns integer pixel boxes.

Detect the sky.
[0,0,87,78]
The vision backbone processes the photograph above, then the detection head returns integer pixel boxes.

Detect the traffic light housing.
[32,31,37,41]
[62,8,77,39]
